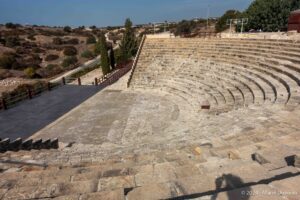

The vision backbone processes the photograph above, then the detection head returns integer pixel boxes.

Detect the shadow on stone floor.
[210,174,251,200]
[0,85,101,140]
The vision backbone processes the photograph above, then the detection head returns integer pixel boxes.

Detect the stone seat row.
[133,57,296,111]
[135,42,300,107]
[1,132,299,199]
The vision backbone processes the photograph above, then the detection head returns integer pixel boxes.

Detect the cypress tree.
[110,46,116,70]
[99,34,110,75]
[119,18,138,63]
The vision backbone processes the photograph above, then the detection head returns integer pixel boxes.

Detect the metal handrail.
[127,35,146,88]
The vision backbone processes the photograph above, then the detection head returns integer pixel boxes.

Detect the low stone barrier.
[0,138,59,153]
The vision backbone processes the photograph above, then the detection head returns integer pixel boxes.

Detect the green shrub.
[81,50,94,59]
[63,46,78,56]
[37,64,63,78]
[65,38,79,44]
[62,56,78,68]
[45,54,59,61]
[53,37,63,45]
[0,54,16,69]
[86,35,96,44]
[5,36,20,47]
[24,67,36,78]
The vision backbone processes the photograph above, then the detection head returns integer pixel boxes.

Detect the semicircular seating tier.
[130,38,300,114]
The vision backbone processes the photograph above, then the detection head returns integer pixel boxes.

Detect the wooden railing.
[95,65,132,89]
[0,82,60,111]
[127,35,146,88]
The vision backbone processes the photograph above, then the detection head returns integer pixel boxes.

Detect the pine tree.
[244,0,300,32]
[110,46,116,70]
[99,34,110,75]
[119,18,138,64]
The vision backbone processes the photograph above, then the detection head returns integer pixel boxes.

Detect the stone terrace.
[0,37,300,199]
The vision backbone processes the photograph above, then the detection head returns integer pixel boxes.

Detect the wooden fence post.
[47,82,51,91]
[1,98,7,110]
[95,78,98,86]
[78,78,81,86]
[62,77,66,85]
[27,88,32,99]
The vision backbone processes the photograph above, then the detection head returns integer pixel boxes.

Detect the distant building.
[288,9,300,32]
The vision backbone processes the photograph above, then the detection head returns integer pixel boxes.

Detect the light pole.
[206,5,210,30]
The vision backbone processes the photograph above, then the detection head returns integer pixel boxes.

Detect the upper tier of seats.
[130,38,300,113]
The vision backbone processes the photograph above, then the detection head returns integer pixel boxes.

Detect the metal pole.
[241,19,244,34]
[206,5,210,30]
[153,23,155,34]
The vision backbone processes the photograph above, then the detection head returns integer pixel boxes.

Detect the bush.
[5,23,20,29]
[24,67,36,78]
[27,34,36,41]
[63,26,72,33]
[63,46,78,56]
[86,35,96,44]
[81,50,94,59]
[5,36,20,47]
[175,20,196,36]
[37,64,63,78]
[65,38,79,44]
[32,47,46,53]
[62,56,78,68]
[53,37,63,45]
[45,54,59,61]
[0,54,16,69]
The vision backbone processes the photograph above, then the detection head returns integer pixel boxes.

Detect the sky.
[0,0,254,27]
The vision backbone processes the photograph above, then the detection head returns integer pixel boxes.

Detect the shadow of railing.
[0,84,101,140]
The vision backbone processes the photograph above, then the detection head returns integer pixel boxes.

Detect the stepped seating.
[0,127,299,199]
[130,38,300,113]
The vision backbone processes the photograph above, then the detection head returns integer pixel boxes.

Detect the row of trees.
[216,0,300,32]
[94,18,138,76]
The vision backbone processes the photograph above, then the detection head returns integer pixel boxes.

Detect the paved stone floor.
[0,85,100,140]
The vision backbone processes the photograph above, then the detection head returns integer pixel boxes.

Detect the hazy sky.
[0,0,253,27]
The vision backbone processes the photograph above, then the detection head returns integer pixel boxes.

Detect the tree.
[99,33,110,75]
[63,26,72,33]
[119,18,138,63]
[244,0,300,32]
[216,10,242,32]
[109,47,116,70]
[94,41,102,55]
[175,20,196,36]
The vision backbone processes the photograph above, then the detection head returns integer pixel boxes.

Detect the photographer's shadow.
[211,174,251,200]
